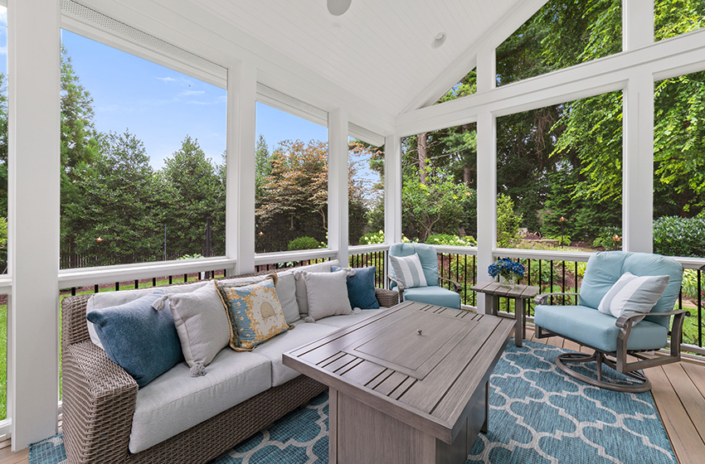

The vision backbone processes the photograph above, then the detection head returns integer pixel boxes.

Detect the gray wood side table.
[470,282,539,347]
[283,301,515,464]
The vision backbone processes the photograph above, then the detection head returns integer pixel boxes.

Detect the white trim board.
[397,27,705,136]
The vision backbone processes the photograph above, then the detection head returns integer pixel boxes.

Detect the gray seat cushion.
[129,349,271,453]
[316,309,387,329]
[253,323,339,386]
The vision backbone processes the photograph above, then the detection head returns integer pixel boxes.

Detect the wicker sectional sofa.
[61,268,398,464]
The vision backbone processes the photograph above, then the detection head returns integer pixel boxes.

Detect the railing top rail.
[672,256,705,270]
[254,249,338,266]
[431,245,478,255]
[58,257,236,288]
[494,248,593,262]
[348,244,390,254]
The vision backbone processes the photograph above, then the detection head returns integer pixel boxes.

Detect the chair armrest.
[534,292,580,305]
[439,276,462,293]
[615,309,690,371]
[375,288,400,307]
[615,309,690,329]
[388,274,405,293]
[62,340,137,463]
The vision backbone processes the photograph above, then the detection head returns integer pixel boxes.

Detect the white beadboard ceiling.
[187,0,523,116]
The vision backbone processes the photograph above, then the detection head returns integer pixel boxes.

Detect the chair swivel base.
[555,352,652,393]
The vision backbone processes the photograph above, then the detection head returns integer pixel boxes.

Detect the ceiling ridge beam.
[395,27,705,136]
[399,0,549,115]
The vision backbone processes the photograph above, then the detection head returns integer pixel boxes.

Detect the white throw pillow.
[275,273,300,324]
[597,272,670,324]
[155,282,231,370]
[304,270,352,321]
[86,280,210,349]
[389,253,428,288]
[284,259,339,316]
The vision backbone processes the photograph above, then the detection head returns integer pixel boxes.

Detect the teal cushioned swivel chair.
[534,251,688,392]
[388,243,462,309]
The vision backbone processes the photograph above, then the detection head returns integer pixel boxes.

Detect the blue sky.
[0,10,379,190]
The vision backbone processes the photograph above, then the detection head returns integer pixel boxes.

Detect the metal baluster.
[473,255,477,306]
[116,282,120,291]
[464,254,468,306]
[152,277,157,287]
[169,276,173,285]
[135,279,139,290]
[455,253,459,296]
[94,284,99,294]
[71,287,76,296]
[574,261,579,305]
[549,260,554,305]
[184,274,188,283]
[699,268,703,347]
[561,261,566,304]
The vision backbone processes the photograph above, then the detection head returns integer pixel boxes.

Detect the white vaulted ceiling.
[189,0,521,115]
[72,0,542,131]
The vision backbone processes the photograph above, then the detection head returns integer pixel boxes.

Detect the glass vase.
[499,274,516,288]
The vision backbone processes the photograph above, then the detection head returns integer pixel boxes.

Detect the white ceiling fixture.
[432,32,447,49]
[327,0,351,16]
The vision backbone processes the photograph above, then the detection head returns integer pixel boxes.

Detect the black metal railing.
[437,252,478,306]
[62,269,229,298]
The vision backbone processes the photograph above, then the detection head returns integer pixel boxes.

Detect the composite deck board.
[661,363,705,442]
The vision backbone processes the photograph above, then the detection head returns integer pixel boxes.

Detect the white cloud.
[156,77,176,83]
[0,46,6,56]
[179,90,205,96]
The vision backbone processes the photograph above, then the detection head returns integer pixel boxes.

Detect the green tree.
[161,136,226,257]
[66,131,164,264]
[60,46,101,264]
[402,165,473,242]
[255,134,272,191]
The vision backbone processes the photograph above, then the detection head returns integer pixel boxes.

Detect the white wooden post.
[475,46,497,313]
[8,0,61,449]
[622,0,654,253]
[228,61,257,275]
[622,73,654,253]
[328,108,349,265]
[623,0,654,51]
[384,135,402,245]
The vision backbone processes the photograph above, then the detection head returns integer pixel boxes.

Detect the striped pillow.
[597,272,670,324]
[389,253,428,289]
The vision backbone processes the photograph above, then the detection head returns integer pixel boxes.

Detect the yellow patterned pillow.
[216,276,290,351]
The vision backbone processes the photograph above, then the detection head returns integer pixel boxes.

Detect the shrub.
[592,226,622,250]
[497,194,522,248]
[359,231,385,245]
[178,253,204,260]
[425,234,476,247]
[287,236,322,251]
[653,216,705,258]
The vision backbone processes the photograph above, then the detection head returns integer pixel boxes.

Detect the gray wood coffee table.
[283,301,515,464]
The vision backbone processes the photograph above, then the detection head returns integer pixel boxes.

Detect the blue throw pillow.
[87,290,184,388]
[332,266,380,309]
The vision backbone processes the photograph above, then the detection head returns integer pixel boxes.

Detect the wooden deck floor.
[0,329,703,464]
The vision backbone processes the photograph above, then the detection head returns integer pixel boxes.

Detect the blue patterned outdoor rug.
[29,340,675,464]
